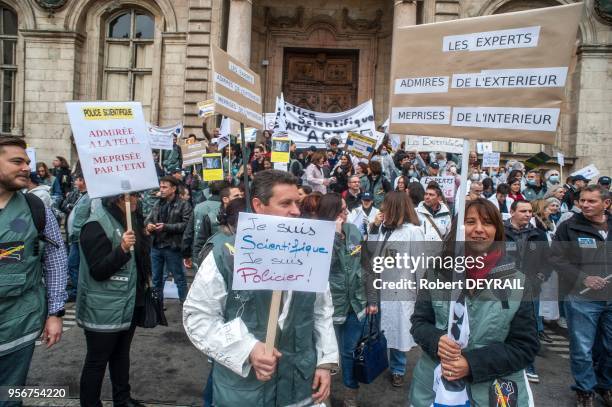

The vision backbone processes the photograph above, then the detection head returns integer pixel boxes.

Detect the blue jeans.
[202,363,213,407]
[565,296,612,392]
[533,299,544,332]
[389,349,406,375]
[67,241,80,299]
[334,312,367,389]
[0,344,35,407]
[151,247,187,302]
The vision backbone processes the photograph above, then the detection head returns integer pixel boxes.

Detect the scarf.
[466,249,503,280]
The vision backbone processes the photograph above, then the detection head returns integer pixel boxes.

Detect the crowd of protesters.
[0,129,610,407]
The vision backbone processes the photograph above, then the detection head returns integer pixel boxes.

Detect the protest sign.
[571,164,600,180]
[482,152,500,167]
[65,102,159,199]
[477,142,493,154]
[404,135,464,154]
[211,44,263,129]
[345,132,377,159]
[273,162,288,171]
[181,142,207,168]
[271,138,290,163]
[147,122,182,150]
[285,100,376,148]
[264,113,276,130]
[198,100,215,118]
[202,153,223,181]
[25,147,36,172]
[232,212,335,292]
[523,151,551,170]
[420,176,456,200]
[389,4,582,144]
[557,152,565,167]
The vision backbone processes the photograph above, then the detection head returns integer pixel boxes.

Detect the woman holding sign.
[409,199,538,407]
[316,193,377,406]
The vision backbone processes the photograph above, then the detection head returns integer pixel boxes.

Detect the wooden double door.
[282,48,359,113]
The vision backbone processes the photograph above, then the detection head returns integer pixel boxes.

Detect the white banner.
[405,135,464,154]
[285,100,376,148]
[66,102,159,199]
[147,122,182,150]
[232,213,335,292]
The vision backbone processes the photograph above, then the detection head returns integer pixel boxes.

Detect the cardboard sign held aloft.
[345,132,377,159]
[271,138,290,163]
[148,122,182,151]
[65,101,159,199]
[482,152,501,168]
[232,212,335,292]
[211,45,263,130]
[405,135,464,154]
[202,153,223,181]
[477,142,493,154]
[181,142,208,168]
[420,176,457,200]
[571,164,599,181]
[198,100,215,118]
[557,152,565,167]
[389,4,582,144]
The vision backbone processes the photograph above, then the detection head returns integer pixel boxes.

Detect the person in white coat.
[303,151,334,194]
[183,170,338,407]
[416,184,451,242]
[346,192,379,238]
[369,191,425,387]
[487,183,514,221]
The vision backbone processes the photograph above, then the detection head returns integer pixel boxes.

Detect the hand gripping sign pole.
[124,193,134,253]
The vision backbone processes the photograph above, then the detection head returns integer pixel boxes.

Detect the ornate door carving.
[282,49,358,113]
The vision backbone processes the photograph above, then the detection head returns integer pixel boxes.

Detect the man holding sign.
[183,170,338,407]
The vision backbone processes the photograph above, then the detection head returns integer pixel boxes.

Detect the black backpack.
[23,192,59,255]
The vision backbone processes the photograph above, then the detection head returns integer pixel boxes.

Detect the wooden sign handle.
[124,193,134,253]
[265,290,282,354]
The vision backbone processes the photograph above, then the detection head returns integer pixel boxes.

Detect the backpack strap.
[23,192,60,251]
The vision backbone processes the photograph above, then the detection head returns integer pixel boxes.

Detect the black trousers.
[80,323,136,407]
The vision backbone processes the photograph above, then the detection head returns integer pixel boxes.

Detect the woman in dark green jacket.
[409,198,539,406]
[316,192,377,407]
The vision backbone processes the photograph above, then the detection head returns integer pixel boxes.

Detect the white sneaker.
[557,317,567,329]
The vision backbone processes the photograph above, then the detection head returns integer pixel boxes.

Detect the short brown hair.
[159,175,178,188]
[300,192,322,219]
[580,184,609,201]
[309,151,325,165]
[0,136,27,153]
[381,191,419,228]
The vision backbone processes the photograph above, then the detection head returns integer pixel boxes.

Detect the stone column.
[393,0,417,29]
[226,0,252,63]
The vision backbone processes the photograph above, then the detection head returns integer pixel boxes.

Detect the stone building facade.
[4,0,612,177]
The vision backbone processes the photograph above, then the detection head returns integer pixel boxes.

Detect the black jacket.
[549,212,611,300]
[503,220,552,293]
[145,196,192,251]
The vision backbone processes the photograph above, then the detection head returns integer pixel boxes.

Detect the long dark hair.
[317,192,342,221]
[381,191,419,229]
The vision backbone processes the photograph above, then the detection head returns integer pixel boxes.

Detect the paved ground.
[23,300,584,407]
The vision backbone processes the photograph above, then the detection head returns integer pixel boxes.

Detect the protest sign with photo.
[197,99,215,118]
[65,101,159,199]
[482,152,501,167]
[181,142,207,168]
[284,100,376,148]
[389,4,582,144]
[271,138,290,163]
[571,164,600,180]
[232,213,335,292]
[345,131,377,159]
[404,135,463,154]
[211,45,263,129]
[202,153,223,181]
[264,112,276,130]
[420,176,456,200]
[147,122,182,150]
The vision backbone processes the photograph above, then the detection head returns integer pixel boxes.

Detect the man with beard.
[0,136,68,395]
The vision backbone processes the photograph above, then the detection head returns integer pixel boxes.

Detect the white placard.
[394,76,449,94]
[443,26,540,52]
[273,162,288,171]
[477,142,493,154]
[147,122,181,150]
[391,107,451,124]
[264,112,276,131]
[233,213,335,292]
[452,107,559,132]
[571,164,600,181]
[452,67,568,89]
[405,135,464,154]
[65,101,159,199]
[557,152,565,167]
[25,147,36,172]
[482,152,501,167]
[420,176,456,200]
